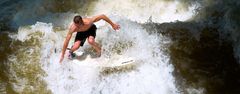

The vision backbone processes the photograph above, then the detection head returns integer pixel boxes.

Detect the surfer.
[59,14,120,63]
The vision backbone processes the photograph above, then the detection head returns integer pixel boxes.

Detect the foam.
[38,18,179,94]
[91,0,198,23]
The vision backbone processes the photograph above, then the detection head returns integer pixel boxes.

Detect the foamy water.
[1,0,240,94]
[4,0,201,94]
[11,19,180,94]
[39,18,178,94]
[92,0,197,23]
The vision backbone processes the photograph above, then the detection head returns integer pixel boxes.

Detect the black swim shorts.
[74,24,97,46]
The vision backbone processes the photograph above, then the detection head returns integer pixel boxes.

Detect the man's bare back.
[70,18,94,32]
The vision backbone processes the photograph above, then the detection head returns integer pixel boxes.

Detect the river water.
[0,0,240,94]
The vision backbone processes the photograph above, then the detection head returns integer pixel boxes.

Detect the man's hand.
[112,23,120,30]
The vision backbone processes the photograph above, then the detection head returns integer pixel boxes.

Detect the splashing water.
[40,17,178,94]
[2,0,201,94]
[92,0,197,23]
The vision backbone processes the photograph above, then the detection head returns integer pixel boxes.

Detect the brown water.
[1,0,240,94]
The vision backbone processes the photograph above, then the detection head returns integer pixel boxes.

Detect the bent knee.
[73,41,81,48]
[88,39,95,45]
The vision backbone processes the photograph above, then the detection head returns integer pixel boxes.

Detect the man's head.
[73,15,84,25]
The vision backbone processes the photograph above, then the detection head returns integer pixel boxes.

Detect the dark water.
[1,0,240,94]
[144,22,240,94]
[160,1,240,93]
[146,1,240,93]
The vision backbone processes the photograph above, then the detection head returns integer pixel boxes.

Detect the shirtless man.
[59,14,120,63]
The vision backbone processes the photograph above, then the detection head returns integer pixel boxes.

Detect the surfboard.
[98,55,136,74]
[101,56,135,68]
[66,48,136,71]
[66,48,85,60]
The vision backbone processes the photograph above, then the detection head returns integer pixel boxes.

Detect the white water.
[12,19,178,94]
[9,0,200,94]
[91,0,197,23]
[39,17,178,94]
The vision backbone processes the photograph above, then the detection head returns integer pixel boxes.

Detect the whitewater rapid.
[5,0,200,94]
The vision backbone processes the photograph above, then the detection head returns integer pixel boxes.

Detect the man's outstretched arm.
[59,30,73,63]
[92,14,120,30]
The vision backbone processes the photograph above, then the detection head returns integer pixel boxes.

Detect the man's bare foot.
[68,51,76,60]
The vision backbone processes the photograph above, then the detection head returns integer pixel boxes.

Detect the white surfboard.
[68,52,136,71]
[65,48,136,71]
[98,55,136,72]
[101,57,135,68]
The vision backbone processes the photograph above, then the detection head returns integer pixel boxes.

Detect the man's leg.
[70,40,81,52]
[87,36,101,56]
[68,40,81,59]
